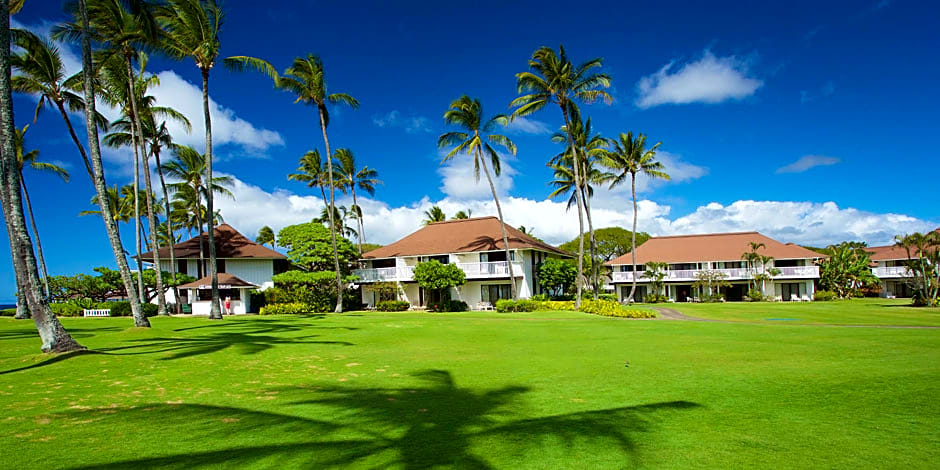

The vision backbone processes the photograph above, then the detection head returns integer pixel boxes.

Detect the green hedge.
[268,270,362,312]
[579,299,657,318]
[259,303,310,315]
[0,308,16,317]
[814,290,838,301]
[429,300,468,312]
[495,299,538,312]
[376,300,410,311]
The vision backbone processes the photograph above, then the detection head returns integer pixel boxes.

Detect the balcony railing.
[353,261,523,283]
[610,266,819,283]
[872,266,913,278]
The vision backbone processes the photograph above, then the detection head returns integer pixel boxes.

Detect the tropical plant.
[642,261,669,298]
[438,95,518,299]
[894,232,940,306]
[453,209,472,220]
[603,132,670,302]
[691,270,731,301]
[413,260,466,305]
[537,258,577,297]
[818,242,879,299]
[333,148,379,254]
[256,226,275,247]
[422,205,446,225]
[276,222,358,273]
[316,205,358,239]
[741,242,772,293]
[511,45,612,308]
[0,2,84,350]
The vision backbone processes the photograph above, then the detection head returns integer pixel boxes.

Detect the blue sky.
[3,0,938,301]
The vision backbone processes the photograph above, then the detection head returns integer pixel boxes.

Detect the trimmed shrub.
[104,301,131,317]
[536,300,576,311]
[530,293,550,302]
[746,289,765,302]
[598,293,618,302]
[0,308,16,317]
[644,294,669,303]
[579,299,657,318]
[376,300,410,312]
[814,290,838,301]
[495,299,538,312]
[142,303,158,317]
[50,302,84,317]
[263,287,291,305]
[430,300,468,312]
[259,303,309,315]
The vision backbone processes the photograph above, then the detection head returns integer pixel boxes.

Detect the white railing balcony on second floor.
[610,265,819,283]
[872,266,912,278]
[457,261,524,279]
[353,266,415,282]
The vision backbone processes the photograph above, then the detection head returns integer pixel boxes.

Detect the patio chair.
[801,294,812,302]
[477,301,494,311]
[790,294,799,302]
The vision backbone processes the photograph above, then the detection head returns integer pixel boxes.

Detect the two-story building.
[139,224,288,314]
[605,231,823,302]
[354,217,572,308]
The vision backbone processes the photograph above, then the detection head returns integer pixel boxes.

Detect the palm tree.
[333,148,379,255]
[14,125,69,298]
[264,54,359,313]
[256,226,275,247]
[510,45,612,307]
[549,109,610,298]
[10,29,108,181]
[741,242,767,293]
[80,184,134,227]
[453,209,472,220]
[162,145,234,278]
[0,2,84,350]
[603,132,669,302]
[317,205,358,239]
[439,95,519,299]
[288,149,335,207]
[422,206,447,226]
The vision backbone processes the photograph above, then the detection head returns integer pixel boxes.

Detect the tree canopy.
[276,222,358,273]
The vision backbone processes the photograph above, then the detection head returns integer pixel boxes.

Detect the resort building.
[139,224,288,314]
[605,232,824,302]
[354,217,572,308]
[868,243,917,298]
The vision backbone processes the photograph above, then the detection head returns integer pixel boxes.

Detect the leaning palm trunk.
[153,145,179,314]
[351,187,364,255]
[627,175,638,302]
[581,186,598,300]
[560,104,586,308]
[9,246,27,318]
[20,175,50,297]
[478,149,517,300]
[201,69,222,319]
[55,101,94,181]
[126,93,144,301]
[75,0,148,327]
[0,2,84,351]
[317,108,345,313]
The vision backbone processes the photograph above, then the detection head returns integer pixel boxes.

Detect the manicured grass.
[0,310,937,468]
[662,297,940,326]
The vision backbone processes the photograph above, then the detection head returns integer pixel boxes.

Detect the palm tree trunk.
[9,242,27,318]
[201,68,221,320]
[20,173,49,298]
[581,183,598,300]
[317,106,344,313]
[351,187,363,255]
[55,101,94,181]
[478,150,517,300]
[560,103,586,309]
[0,4,84,351]
[195,208,204,278]
[154,145,180,314]
[75,0,148,327]
[628,174,638,302]
[124,79,145,306]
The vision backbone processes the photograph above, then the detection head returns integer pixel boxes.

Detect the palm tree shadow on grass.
[64,370,699,469]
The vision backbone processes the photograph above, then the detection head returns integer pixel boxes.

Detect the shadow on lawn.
[64,370,699,469]
[100,319,355,360]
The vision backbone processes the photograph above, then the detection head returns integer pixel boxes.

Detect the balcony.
[610,266,819,283]
[872,266,912,278]
[353,261,523,283]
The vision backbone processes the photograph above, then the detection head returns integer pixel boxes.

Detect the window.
[197,288,240,301]
[481,284,511,303]
[217,259,226,273]
[177,259,188,275]
[670,263,697,271]
[775,259,802,267]
[422,255,449,264]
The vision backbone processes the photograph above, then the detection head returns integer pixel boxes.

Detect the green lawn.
[661,297,940,326]
[0,307,937,468]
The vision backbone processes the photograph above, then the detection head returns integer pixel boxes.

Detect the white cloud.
[636,51,763,108]
[594,151,707,203]
[776,155,840,173]
[215,173,936,250]
[505,117,551,135]
[437,150,517,200]
[372,110,433,134]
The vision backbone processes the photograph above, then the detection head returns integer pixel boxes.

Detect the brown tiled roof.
[868,228,939,260]
[139,224,286,261]
[178,272,257,289]
[362,217,572,258]
[605,231,824,265]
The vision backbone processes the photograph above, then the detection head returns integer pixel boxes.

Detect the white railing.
[354,261,524,282]
[611,266,819,283]
[872,266,912,278]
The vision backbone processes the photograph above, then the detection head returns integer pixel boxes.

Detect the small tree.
[277,222,358,273]
[692,270,731,301]
[413,260,466,305]
[819,242,878,298]
[372,281,402,302]
[642,261,668,299]
[538,258,577,297]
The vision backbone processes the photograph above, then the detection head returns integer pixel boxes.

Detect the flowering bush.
[259,303,310,315]
[578,299,656,318]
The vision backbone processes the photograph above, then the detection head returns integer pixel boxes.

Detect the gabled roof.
[178,272,257,289]
[605,231,824,266]
[362,217,571,259]
[139,224,286,261]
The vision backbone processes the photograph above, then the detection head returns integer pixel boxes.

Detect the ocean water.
[0,304,16,310]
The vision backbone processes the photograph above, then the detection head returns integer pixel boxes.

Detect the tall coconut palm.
[255,226,275,247]
[14,124,69,298]
[333,148,379,255]
[549,109,609,298]
[162,145,233,277]
[317,205,358,239]
[603,132,669,302]
[510,45,611,307]
[439,95,519,299]
[267,54,359,313]
[0,0,84,350]
[422,206,446,226]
